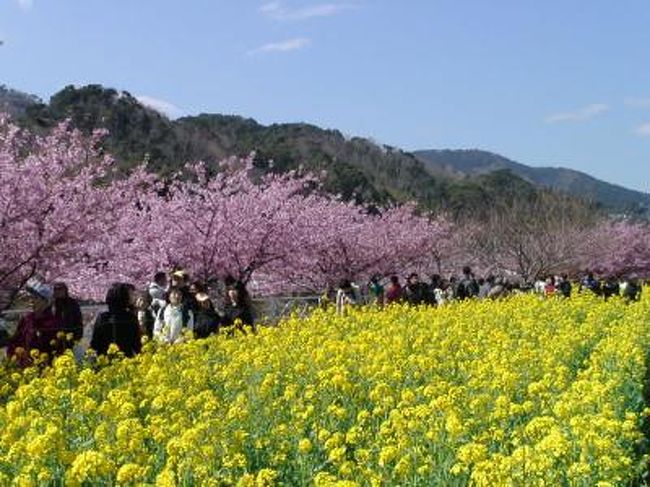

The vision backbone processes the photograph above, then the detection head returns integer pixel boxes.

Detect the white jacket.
[154,304,194,344]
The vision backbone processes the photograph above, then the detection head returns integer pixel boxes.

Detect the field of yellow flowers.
[0,292,649,486]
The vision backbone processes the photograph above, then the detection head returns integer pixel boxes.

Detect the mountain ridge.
[414,149,650,216]
[1,83,647,217]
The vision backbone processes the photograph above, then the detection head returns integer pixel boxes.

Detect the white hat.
[25,277,53,303]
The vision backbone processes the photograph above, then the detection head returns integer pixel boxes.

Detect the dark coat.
[223,303,254,328]
[182,288,199,313]
[602,281,620,300]
[91,310,141,358]
[138,309,156,339]
[557,280,572,298]
[53,297,84,341]
[194,308,221,339]
[404,282,430,305]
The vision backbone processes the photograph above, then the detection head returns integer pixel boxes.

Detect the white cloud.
[135,95,183,119]
[249,37,311,54]
[545,103,609,123]
[260,2,282,14]
[633,123,650,137]
[260,1,354,20]
[15,0,33,11]
[624,97,650,108]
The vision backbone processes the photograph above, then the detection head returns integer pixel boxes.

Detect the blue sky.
[1,0,649,193]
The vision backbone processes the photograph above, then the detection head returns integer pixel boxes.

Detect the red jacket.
[7,307,63,366]
[385,284,403,304]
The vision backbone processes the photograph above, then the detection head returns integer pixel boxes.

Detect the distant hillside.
[2,85,643,217]
[10,84,556,217]
[414,149,650,217]
[0,85,40,117]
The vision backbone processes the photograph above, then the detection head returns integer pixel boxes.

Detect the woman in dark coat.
[52,282,84,342]
[223,279,255,333]
[193,293,221,339]
[91,283,141,357]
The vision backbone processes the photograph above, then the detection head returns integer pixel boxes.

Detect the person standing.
[170,270,198,312]
[223,279,255,332]
[52,282,84,342]
[335,279,358,315]
[487,277,508,300]
[580,272,601,295]
[91,283,142,357]
[602,277,620,300]
[404,273,429,305]
[154,287,195,344]
[557,274,572,298]
[186,280,206,313]
[194,293,221,338]
[135,291,156,339]
[621,278,642,302]
[367,276,385,306]
[543,276,556,297]
[7,278,63,366]
[385,275,403,304]
[428,275,443,304]
[149,272,168,303]
[455,267,479,300]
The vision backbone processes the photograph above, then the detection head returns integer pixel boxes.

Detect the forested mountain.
[4,83,642,217]
[12,84,548,216]
[415,149,650,217]
[0,85,40,118]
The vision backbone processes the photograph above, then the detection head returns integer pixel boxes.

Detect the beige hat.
[195,292,211,303]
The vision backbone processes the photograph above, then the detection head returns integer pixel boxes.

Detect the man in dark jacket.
[622,278,642,302]
[601,277,620,300]
[556,274,572,298]
[52,282,83,342]
[404,273,430,305]
[455,266,480,300]
[580,272,601,295]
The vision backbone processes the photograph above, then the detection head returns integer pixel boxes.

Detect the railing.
[252,295,322,323]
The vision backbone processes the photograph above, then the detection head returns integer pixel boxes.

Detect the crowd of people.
[0,270,255,366]
[331,267,644,314]
[0,266,644,366]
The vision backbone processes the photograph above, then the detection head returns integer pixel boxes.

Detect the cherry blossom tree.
[14,115,640,306]
[271,201,451,293]
[136,158,325,287]
[0,116,151,308]
[1,116,452,305]
[584,220,650,278]
[131,158,451,295]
